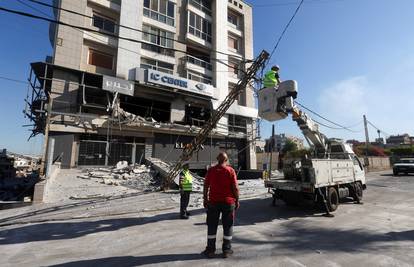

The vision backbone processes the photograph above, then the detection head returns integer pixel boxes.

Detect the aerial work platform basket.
[258,80,298,122]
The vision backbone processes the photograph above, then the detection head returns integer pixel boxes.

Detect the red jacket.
[205,164,238,205]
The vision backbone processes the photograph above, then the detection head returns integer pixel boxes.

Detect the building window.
[143,0,175,26]
[227,11,240,28]
[88,49,114,69]
[141,58,174,74]
[142,25,174,48]
[189,0,212,16]
[187,70,212,84]
[228,35,240,51]
[92,12,116,33]
[142,24,175,57]
[228,114,247,134]
[228,60,240,76]
[188,12,212,43]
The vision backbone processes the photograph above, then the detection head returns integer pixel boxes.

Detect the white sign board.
[102,75,135,96]
[137,69,214,98]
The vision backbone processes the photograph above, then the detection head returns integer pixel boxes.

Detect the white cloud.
[316,61,414,141]
[319,76,369,123]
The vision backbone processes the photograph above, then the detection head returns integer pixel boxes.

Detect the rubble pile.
[78,161,161,192]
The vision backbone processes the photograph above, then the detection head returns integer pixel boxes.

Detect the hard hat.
[272,65,280,71]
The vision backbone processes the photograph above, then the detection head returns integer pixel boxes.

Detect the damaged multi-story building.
[26,0,258,171]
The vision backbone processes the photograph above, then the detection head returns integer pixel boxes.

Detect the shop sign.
[141,69,213,97]
[102,75,135,96]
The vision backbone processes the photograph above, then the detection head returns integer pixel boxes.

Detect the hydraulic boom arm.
[163,50,269,189]
[258,81,328,155]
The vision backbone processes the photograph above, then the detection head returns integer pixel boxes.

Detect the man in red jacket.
[203,152,240,258]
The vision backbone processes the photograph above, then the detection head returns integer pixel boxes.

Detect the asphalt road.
[0,171,413,267]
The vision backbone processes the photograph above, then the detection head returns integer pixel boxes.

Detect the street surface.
[0,171,413,267]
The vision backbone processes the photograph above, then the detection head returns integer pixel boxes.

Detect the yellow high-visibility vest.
[263,70,278,88]
[181,169,193,191]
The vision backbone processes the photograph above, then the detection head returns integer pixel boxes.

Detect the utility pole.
[269,124,275,177]
[363,115,370,166]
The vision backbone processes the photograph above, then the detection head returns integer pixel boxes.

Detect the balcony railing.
[187,71,212,85]
[189,0,212,16]
[186,55,212,71]
[141,43,175,57]
[143,8,175,26]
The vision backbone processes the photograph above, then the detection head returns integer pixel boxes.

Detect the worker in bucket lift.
[203,152,240,258]
[263,65,281,88]
[179,162,193,219]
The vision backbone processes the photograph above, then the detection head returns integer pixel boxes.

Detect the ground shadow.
[48,253,204,267]
[0,191,153,226]
[0,207,205,245]
[233,226,414,253]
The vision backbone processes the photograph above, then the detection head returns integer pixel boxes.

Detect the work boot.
[202,248,215,258]
[222,249,234,258]
[185,210,191,216]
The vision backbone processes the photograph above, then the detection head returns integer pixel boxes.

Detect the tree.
[282,139,298,153]
[353,145,386,157]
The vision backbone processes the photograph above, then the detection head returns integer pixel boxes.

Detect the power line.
[0,75,28,85]
[25,0,250,61]
[0,5,244,72]
[267,0,305,65]
[367,120,390,137]
[294,101,360,132]
[254,0,345,8]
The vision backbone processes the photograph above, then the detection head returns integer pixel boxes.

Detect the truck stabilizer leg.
[318,188,334,218]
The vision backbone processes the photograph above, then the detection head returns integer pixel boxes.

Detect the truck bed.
[265,178,313,193]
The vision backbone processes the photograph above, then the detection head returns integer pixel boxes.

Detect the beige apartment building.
[26,0,258,172]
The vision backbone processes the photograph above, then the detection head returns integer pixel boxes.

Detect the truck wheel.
[352,182,363,203]
[327,187,339,212]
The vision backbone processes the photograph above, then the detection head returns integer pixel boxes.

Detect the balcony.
[143,8,175,27]
[186,55,213,78]
[141,43,175,58]
[88,0,121,12]
[189,0,212,16]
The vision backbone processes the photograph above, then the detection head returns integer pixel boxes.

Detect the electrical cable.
[254,0,346,8]
[25,0,251,61]
[367,120,390,137]
[267,0,305,65]
[294,101,359,132]
[0,75,28,84]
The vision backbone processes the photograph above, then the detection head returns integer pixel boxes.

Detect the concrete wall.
[50,133,75,168]
[33,162,61,203]
[367,157,391,172]
[256,152,280,170]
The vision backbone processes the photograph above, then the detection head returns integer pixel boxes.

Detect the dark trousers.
[206,203,235,252]
[180,191,191,215]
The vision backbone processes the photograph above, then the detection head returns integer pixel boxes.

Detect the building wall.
[53,0,86,69]
[116,0,142,80]
[45,0,258,169]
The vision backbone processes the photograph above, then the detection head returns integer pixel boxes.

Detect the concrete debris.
[81,161,160,192]
[116,161,129,170]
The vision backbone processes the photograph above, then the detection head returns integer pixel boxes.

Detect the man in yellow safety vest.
[263,65,281,88]
[179,162,193,219]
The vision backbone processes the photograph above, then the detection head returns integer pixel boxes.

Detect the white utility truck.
[258,81,366,213]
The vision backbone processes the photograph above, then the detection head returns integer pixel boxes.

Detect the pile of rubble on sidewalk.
[76,159,205,193]
[77,161,161,192]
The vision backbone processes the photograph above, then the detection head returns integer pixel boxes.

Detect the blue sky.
[0,0,413,155]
